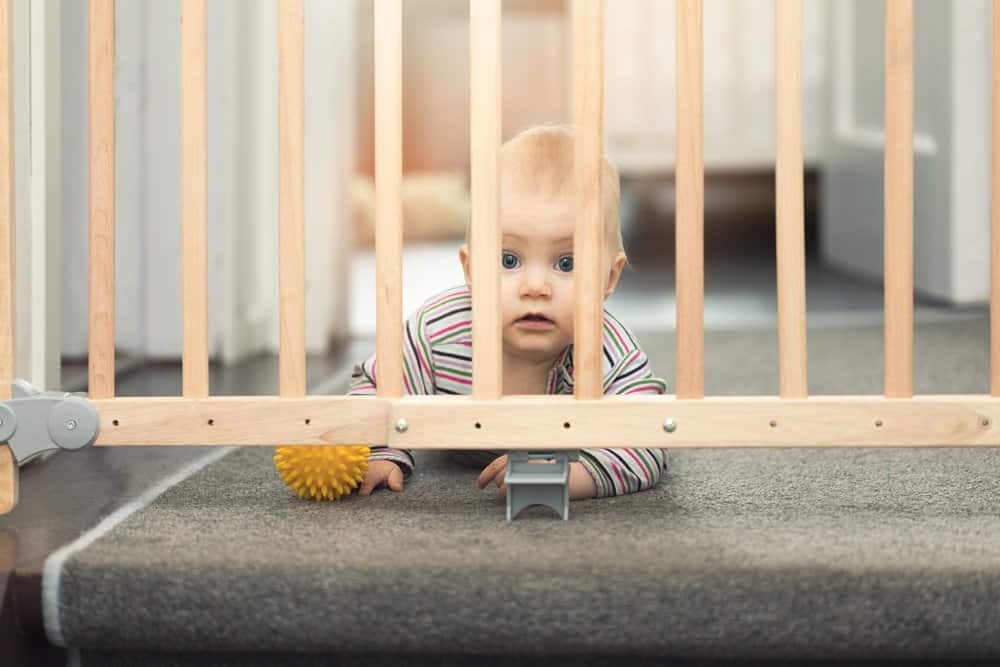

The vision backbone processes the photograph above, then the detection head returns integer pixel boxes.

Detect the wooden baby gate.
[1,0,999,515]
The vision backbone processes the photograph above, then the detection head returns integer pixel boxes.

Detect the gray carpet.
[49,317,1000,661]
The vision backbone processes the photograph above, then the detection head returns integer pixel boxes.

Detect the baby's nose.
[519,274,552,297]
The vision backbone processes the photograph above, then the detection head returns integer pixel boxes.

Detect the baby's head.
[459,124,627,365]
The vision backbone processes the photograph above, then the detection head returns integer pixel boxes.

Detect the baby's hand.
[476,455,598,500]
[476,454,509,497]
[358,460,405,496]
[476,454,560,497]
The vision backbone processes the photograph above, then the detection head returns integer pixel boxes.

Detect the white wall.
[820,0,993,305]
[11,0,60,391]
[604,0,831,172]
[61,0,355,363]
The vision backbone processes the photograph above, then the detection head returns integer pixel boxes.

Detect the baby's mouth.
[516,313,554,326]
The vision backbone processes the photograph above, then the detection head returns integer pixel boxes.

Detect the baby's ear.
[603,250,627,299]
[458,244,472,287]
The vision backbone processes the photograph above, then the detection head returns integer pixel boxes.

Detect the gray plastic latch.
[504,450,579,521]
[0,379,99,465]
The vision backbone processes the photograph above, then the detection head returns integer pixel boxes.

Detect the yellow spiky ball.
[274,445,371,501]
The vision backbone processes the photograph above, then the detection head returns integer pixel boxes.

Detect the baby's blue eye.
[501,253,519,269]
[556,255,574,272]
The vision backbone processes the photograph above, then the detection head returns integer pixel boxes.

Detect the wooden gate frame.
[2,0,999,516]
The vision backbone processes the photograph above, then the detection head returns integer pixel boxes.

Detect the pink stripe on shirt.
[607,459,627,492]
[437,372,473,386]
[605,317,629,350]
[424,287,466,311]
[410,340,433,380]
[622,448,652,487]
[624,385,660,395]
[429,319,472,341]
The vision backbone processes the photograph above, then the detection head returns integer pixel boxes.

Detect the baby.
[349,124,669,500]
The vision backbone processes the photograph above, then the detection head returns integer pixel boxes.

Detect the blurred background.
[6,0,994,395]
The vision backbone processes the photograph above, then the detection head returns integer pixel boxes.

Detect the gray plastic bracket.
[0,379,99,466]
[504,450,579,521]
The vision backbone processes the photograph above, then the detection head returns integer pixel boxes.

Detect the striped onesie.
[348,284,670,497]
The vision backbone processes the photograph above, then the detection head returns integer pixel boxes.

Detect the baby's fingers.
[387,465,404,492]
[358,468,386,496]
[476,454,507,489]
[475,465,495,489]
[479,465,507,493]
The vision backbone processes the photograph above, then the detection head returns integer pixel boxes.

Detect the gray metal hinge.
[0,379,99,465]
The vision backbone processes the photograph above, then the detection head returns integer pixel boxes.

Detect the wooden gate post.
[1,0,18,515]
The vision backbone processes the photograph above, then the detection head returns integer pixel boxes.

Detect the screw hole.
[305,418,311,425]
[563,422,571,429]
[982,418,990,427]
[208,419,215,426]
[112,419,120,426]
[769,420,777,428]
[475,422,481,429]
[875,419,883,427]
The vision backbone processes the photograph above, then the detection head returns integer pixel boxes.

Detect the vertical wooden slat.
[884,0,914,398]
[470,0,502,400]
[181,0,209,398]
[775,0,807,398]
[278,0,306,398]
[89,0,115,399]
[0,0,12,403]
[0,0,17,514]
[0,448,14,514]
[374,0,404,398]
[992,0,1000,397]
[572,0,605,401]
[676,0,704,399]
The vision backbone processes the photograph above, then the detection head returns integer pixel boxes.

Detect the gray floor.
[607,251,987,331]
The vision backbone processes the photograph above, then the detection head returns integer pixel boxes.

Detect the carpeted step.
[45,319,1000,660]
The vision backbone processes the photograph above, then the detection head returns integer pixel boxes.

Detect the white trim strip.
[42,446,235,647]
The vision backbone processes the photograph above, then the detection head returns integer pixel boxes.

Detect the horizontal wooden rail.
[94,397,388,446]
[90,395,1000,449]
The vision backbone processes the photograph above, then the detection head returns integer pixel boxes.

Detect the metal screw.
[982,418,990,427]
[662,417,676,433]
[65,419,77,431]
[395,418,409,433]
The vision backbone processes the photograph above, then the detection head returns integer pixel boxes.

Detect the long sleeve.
[578,346,670,498]
[347,307,438,478]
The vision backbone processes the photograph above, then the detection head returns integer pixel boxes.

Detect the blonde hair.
[466,124,626,263]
